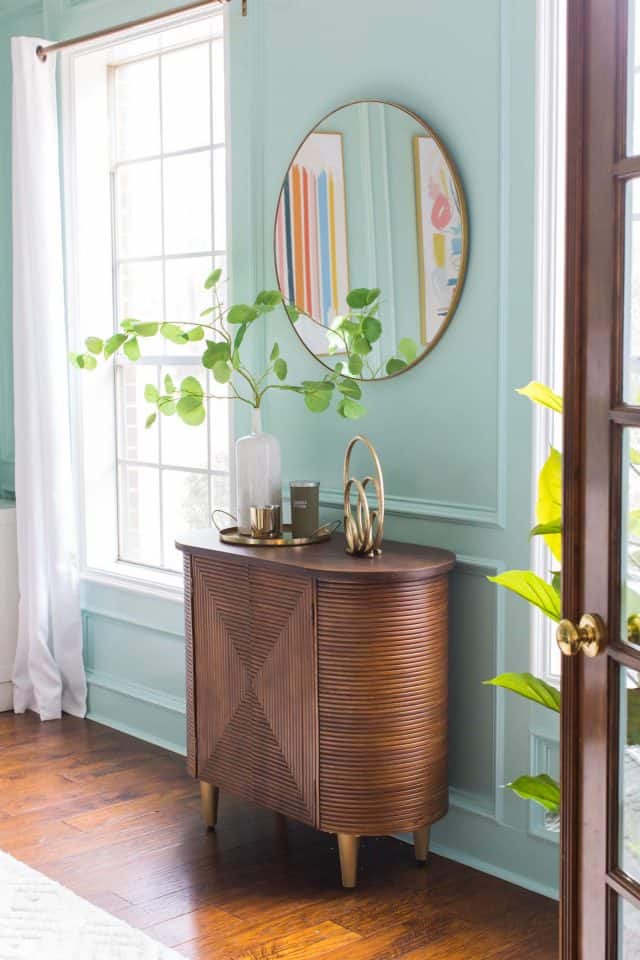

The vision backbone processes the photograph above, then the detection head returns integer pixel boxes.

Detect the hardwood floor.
[0,713,558,958]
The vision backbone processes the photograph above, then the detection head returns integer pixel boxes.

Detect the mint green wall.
[0,0,560,898]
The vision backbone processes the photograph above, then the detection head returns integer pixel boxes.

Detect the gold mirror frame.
[273,99,470,382]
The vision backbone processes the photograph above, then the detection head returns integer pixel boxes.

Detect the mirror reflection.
[274,100,468,380]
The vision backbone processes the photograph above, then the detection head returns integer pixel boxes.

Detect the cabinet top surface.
[176,530,455,581]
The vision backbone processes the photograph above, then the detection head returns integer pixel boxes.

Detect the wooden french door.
[563,0,640,955]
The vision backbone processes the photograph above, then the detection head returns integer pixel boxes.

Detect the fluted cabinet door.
[190,557,317,825]
[192,555,253,803]
[249,569,316,825]
[317,576,449,835]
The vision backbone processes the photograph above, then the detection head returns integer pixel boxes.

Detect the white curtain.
[11,37,86,721]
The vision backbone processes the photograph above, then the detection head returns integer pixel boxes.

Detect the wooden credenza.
[177,531,455,887]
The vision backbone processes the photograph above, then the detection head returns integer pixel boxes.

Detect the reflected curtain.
[11,37,86,720]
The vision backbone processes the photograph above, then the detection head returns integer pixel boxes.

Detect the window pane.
[620,666,640,883]
[211,472,231,517]
[114,57,160,161]
[622,429,640,648]
[118,464,161,566]
[161,44,211,153]
[160,364,208,470]
[118,260,163,322]
[624,183,640,403]
[619,896,640,958]
[213,147,226,251]
[211,38,225,144]
[162,469,210,571]
[209,388,230,473]
[629,0,640,155]
[163,152,212,255]
[117,365,160,465]
[116,160,162,259]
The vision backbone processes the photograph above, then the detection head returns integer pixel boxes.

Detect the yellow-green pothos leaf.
[488,570,561,622]
[516,381,563,413]
[537,447,562,563]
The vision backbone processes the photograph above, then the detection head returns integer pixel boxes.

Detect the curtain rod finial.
[35,45,47,62]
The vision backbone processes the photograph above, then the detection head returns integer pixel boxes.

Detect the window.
[532,0,566,684]
[64,11,232,588]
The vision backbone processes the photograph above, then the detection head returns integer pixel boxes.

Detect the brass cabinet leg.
[200,782,219,831]
[337,833,359,889]
[413,826,430,863]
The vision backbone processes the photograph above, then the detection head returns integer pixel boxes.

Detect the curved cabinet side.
[317,575,449,836]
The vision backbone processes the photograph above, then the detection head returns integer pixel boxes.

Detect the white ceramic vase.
[235,407,282,535]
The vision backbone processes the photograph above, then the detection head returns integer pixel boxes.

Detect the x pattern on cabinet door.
[191,556,317,826]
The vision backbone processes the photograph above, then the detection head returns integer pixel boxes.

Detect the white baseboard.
[0,681,12,712]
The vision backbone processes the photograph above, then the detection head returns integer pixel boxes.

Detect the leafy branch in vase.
[69,270,373,424]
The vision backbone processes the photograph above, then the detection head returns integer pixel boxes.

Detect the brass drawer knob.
[556,613,606,658]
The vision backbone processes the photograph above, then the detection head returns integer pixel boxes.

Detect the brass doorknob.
[556,614,606,658]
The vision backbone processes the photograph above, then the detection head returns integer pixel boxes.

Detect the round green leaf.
[346,288,370,309]
[270,342,280,362]
[386,357,408,376]
[273,358,288,381]
[213,361,232,384]
[337,398,366,419]
[362,316,382,344]
[187,326,205,342]
[352,335,372,356]
[180,376,204,399]
[337,378,362,400]
[233,323,248,351]
[164,374,176,394]
[144,384,159,403]
[158,397,177,416]
[123,337,141,362]
[254,290,283,311]
[145,413,157,429]
[365,288,381,305]
[177,395,206,426]
[104,333,127,358]
[85,337,104,355]
[398,337,419,364]
[348,355,363,377]
[82,354,98,370]
[204,267,223,290]
[132,322,159,337]
[227,304,258,325]
[160,323,189,344]
[304,390,332,413]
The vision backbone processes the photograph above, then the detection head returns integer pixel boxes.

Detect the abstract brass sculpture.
[343,435,385,557]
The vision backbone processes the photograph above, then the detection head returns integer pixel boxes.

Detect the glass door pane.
[620,665,640,882]
[619,896,640,958]
[629,0,640,155]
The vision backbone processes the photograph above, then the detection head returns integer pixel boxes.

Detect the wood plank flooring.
[0,713,558,959]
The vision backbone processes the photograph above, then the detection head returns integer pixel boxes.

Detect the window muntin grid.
[110,35,230,573]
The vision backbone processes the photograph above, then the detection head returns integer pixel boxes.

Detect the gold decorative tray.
[218,522,337,548]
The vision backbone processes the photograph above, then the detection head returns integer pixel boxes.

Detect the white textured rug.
[0,850,183,959]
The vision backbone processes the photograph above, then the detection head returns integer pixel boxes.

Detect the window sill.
[80,561,184,604]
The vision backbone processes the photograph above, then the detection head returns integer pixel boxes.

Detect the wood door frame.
[562,0,640,954]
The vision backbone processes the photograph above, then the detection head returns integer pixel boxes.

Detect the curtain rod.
[36,0,245,62]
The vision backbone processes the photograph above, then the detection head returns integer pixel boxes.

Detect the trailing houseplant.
[70,270,419,423]
[484,382,563,821]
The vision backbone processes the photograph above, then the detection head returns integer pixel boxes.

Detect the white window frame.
[531,0,567,685]
[62,7,233,598]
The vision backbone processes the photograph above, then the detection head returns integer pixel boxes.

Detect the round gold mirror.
[274,100,468,381]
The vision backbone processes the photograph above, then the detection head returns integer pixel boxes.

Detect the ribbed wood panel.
[192,555,252,803]
[317,576,449,835]
[249,569,316,825]
[190,558,317,825]
[184,555,197,777]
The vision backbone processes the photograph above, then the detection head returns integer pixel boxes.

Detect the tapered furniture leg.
[413,826,430,863]
[337,834,359,889]
[200,782,219,830]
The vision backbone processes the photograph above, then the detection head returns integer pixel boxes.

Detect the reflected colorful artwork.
[275,132,349,356]
[414,135,464,345]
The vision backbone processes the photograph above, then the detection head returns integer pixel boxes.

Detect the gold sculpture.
[343,435,385,557]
